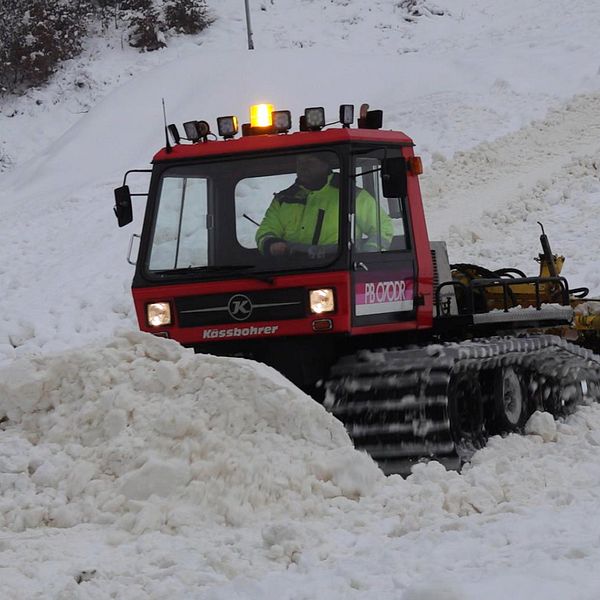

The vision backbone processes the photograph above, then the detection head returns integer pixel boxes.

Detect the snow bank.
[3,332,600,598]
[2,328,599,540]
[187,404,600,600]
[0,331,382,534]
[422,93,600,293]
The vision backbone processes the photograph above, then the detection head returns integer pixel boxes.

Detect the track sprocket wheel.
[491,366,529,433]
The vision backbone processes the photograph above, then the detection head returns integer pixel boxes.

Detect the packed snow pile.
[0,331,382,534]
[3,329,600,540]
[3,334,600,598]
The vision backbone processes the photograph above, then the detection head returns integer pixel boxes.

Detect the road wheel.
[448,371,486,451]
[543,378,583,416]
[492,366,529,433]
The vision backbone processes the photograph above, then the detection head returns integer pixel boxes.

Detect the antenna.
[162,98,172,153]
[244,0,255,50]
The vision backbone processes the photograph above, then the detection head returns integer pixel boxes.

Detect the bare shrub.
[0,0,213,94]
[0,0,91,93]
[163,0,213,35]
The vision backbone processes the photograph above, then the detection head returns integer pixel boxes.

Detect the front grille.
[176,287,307,327]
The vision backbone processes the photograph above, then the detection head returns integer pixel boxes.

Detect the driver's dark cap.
[296,153,337,170]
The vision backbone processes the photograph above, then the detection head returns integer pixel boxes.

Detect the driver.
[256,153,393,256]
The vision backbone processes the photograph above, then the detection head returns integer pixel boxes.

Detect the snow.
[1,0,600,597]
[0,331,373,534]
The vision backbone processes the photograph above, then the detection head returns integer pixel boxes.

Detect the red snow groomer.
[114,102,600,473]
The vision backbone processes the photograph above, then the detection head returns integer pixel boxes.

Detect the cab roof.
[153,127,414,163]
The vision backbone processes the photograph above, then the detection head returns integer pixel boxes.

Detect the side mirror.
[114,185,133,227]
[381,157,407,199]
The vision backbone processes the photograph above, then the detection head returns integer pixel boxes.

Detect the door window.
[353,154,409,253]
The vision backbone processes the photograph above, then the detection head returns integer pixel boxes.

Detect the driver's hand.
[270,241,289,256]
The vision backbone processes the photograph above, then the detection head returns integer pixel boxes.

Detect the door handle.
[127,233,140,265]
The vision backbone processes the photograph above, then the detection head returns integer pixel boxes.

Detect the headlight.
[309,288,335,314]
[147,302,172,327]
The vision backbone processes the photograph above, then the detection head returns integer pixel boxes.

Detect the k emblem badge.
[228,294,253,321]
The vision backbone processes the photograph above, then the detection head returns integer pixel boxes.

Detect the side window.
[149,176,208,270]
[235,173,296,248]
[354,156,409,253]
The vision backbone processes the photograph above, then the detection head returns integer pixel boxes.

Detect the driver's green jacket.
[256,174,394,254]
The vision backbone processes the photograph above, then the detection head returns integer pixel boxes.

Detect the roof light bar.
[217,116,239,139]
[202,101,385,138]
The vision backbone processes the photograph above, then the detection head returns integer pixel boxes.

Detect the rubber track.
[324,335,600,474]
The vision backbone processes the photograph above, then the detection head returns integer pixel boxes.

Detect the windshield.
[146,150,342,276]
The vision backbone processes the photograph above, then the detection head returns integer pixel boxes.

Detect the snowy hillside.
[1,0,600,597]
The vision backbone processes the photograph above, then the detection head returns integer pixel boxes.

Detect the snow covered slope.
[1,0,600,597]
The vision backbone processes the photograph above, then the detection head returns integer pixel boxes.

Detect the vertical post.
[244,0,255,50]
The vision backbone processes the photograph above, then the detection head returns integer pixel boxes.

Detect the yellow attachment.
[250,104,274,128]
[572,301,600,333]
[537,254,565,277]
[451,256,568,313]
[574,313,600,331]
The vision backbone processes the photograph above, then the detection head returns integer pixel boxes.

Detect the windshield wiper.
[173,264,255,273]
[153,264,275,283]
[152,265,252,275]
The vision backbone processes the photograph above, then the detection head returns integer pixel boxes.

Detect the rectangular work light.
[217,116,239,139]
[183,120,211,142]
[168,124,181,144]
[272,110,292,133]
[339,104,354,127]
[303,107,325,131]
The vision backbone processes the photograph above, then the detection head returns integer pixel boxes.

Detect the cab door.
[350,148,418,329]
